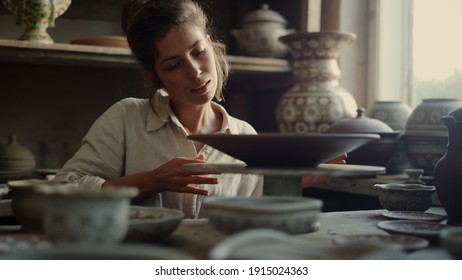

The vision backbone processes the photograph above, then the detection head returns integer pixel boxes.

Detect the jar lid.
[0,135,35,160]
[241,4,288,25]
[326,107,394,133]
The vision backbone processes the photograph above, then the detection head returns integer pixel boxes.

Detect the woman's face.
[154,25,218,109]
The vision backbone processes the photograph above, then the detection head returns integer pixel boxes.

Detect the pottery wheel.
[183,163,385,196]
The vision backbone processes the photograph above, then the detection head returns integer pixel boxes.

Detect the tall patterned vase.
[2,0,72,43]
[276,31,358,133]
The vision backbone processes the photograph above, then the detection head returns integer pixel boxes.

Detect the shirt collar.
[146,89,237,134]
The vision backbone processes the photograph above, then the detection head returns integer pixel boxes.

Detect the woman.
[54,0,345,218]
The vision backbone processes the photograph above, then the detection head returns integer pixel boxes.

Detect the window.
[413,0,462,105]
[368,0,462,109]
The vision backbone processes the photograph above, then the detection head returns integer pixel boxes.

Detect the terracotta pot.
[434,106,462,225]
[276,31,358,132]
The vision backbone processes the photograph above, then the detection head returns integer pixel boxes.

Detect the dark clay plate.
[332,233,429,251]
[382,211,447,222]
[377,220,450,240]
[188,133,379,168]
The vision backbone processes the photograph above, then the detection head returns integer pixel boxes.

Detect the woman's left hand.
[301,153,348,188]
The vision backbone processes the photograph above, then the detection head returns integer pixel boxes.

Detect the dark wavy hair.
[122,0,229,101]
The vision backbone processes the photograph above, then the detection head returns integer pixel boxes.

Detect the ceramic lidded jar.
[0,135,36,182]
[434,106,462,225]
[325,107,399,167]
[402,98,462,176]
[276,31,358,133]
[231,4,294,58]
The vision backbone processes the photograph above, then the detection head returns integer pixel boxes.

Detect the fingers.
[325,153,348,164]
[170,175,219,186]
[302,175,333,188]
[196,154,206,160]
[173,184,209,196]
[149,156,221,195]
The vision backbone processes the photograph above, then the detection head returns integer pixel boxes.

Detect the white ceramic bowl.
[203,196,322,234]
[125,206,184,243]
[440,227,462,259]
[38,186,138,245]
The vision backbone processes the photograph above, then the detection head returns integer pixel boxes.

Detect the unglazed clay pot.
[433,106,462,225]
[276,31,358,132]
[402,98,462,176]
[231,4,294,58]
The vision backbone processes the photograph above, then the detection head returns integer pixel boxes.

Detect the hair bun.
[121,0,147,35]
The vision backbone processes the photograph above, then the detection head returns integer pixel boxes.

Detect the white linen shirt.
[54,90,263,218]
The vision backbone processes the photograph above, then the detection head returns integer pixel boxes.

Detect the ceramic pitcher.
[433,106,462,225]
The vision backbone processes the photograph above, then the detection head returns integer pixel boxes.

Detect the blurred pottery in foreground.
[38,185,138,245]
[125,206,184,243]
[8,179,76,232]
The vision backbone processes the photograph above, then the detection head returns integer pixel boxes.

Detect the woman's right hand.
[103,155,218,200]
[143,154,218,195]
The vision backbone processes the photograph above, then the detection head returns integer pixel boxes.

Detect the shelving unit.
[0,0,317,167]
[0,39,291,73]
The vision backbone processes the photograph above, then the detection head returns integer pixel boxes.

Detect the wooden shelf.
[0,39,291,74]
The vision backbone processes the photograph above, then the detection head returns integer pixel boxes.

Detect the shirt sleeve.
[53,102,127,188]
